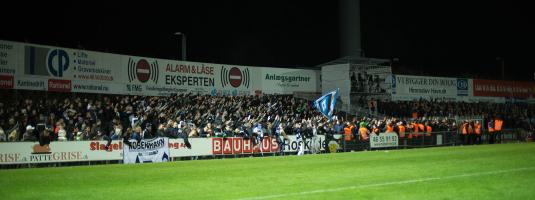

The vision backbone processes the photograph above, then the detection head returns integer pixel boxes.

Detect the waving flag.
[314,88,339,121]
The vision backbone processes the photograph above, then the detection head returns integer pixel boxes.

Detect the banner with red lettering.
[0,141,123,164]
[0,136,326,164]
[473,79,535,98]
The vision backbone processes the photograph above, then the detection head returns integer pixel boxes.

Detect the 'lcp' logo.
[221,66,250,88]
[47,49,69,77]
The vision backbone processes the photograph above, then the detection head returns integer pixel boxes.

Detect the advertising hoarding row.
[0,40,319,96]
[391,74,535,101]
[0,135,325,164]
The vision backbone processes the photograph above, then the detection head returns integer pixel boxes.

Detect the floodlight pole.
[175,32,187,61]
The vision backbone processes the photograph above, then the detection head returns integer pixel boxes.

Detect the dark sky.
[2,1,534,81]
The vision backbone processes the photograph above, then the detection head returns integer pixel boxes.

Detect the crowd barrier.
[338,129,533,152]
[1,130,531,168]
[0,135,325,167]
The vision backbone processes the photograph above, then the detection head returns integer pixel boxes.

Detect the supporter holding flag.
[314,88,339,121]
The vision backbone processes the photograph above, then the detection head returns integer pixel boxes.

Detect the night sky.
[2,1,534,81]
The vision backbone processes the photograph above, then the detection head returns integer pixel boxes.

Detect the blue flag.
[314,88,339,121]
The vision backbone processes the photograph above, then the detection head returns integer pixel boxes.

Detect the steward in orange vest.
[474,121,482,144]
[494,118,504,143]
[344,122,354,141]
[359,124,369,141]
[397,122,406,138]
[386,123,395,133]
[408,121,418,139]
[425,122,432,137]
[461,121,469,145]
[417,122,425,137]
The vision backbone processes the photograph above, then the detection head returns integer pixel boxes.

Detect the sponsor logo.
[16,79,45,89]
[127,58,159,83]
[127,84,143,92]
[73,83,109,92]
[457,78,469,96]
[212,137,278,154]
[221,66,250,88]
[25,46,70,77]
[27,144,85,162]
[48,49,70,77]
[0,75,13,89]
[264,74,311,82]
[32,144,51,154]
[90,141,123,152]
[48,79,71,92]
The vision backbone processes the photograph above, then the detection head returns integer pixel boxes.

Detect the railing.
[336,129,533,152]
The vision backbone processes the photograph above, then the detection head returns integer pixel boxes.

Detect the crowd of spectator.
[377,98,535,132]
[0,90,534,145]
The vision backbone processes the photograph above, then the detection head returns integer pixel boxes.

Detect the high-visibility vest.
[359,127,369,140]
[467,124,474,134]
[494,119,503,131]
[475,123,481,135]
[462,123,468,135]
[426,125,432,136]
[387,125,394,132]
[488,121,495,133]
[372,127,380,134]
[344,126,353,141]
[417,123,425,136]
[412,123,419,133]
[398,125,406,137]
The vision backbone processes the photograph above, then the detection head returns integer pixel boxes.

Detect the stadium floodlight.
[174,32,187,61]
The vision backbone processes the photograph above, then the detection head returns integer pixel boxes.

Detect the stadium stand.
[1,90,533,149]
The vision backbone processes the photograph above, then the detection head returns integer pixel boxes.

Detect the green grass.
[1,143,535,200]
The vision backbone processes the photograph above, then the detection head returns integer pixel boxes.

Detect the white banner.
[260,68,318,94]
[210,135,325,154]
[391,74,470,101]
[0,136,327,164]
[1,39,319,95]
[123,137,170,164]
[0,140,123,164]
[0,40,20,76]
[370,132,399,148]
[169,138,213,157]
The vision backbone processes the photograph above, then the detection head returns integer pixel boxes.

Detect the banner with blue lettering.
[314,88,339,120]
[123,137,170,164]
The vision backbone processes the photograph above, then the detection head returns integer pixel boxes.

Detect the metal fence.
[338,129,533,152]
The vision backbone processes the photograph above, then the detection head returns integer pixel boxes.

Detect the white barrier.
[0,136,326,164]
[370,132,399,148]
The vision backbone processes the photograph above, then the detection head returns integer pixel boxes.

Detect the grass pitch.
[1,143,535,200]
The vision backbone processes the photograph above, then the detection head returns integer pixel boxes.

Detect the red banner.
[473,79,535,98]
[212,137,279,155]
[0,75,14,89]
[48,79,71,92]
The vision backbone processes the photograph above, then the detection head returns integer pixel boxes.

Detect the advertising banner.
[391,74,469,101]
[1,40,320,96]
[0,135,327,164]
[169,138,213,157]
[370,132,399,148]
[472,79,535,98]
[0,40,20,76]
[123,137,170,164]
[21,44,121,83]
[0,140,123,164]
[260,67,318,94]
